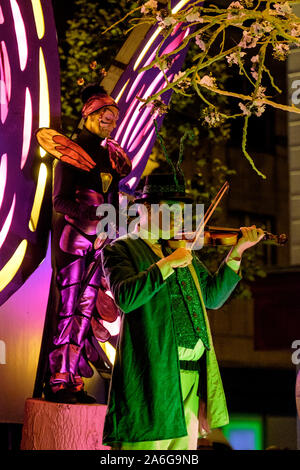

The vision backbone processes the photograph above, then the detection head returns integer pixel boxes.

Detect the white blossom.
[185,11,204,23]
[251,55,259,64]
[199,75,216,88]
[173,71,185,82]
[156,15,177,28]
[203,110,223,127]
[239,102,251,116]
[228,1,243,8]
[256,86,266,99]
[239,30,259,48]
[273,42,290,59]
[195,35,206,51]
[269,2,292,17]
[253,101,266,117]
[226,51,246,65]
[290,23,300,37]
[141,0,157,15]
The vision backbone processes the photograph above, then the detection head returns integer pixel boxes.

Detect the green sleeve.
[101,240,166,313]
[194,256,241,309]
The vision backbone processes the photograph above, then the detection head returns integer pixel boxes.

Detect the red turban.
[81,94,118,118]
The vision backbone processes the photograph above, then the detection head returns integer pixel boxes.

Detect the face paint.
[85,106,119,138]
[98,107,119,135]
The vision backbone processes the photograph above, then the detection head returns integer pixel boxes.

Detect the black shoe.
[44,387,97,404]
[44,388,78,404]
[74,390,97,404]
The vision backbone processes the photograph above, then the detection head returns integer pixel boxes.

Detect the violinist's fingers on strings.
[240,226,251,241]
[257,228,265,241]
[249,225,257,242]
[240,225,257,242]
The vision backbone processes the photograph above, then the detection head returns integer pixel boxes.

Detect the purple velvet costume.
[48,126,131,392]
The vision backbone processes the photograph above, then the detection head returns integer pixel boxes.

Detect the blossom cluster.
[139,95,169,117]
[135,0,300,177]
[202,107,224,127]
[239,86,266,117]
[172,71,191,91]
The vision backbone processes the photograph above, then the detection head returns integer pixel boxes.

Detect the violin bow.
[189,181,229,250]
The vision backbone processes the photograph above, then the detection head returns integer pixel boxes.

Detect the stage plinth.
[21,398,110,450]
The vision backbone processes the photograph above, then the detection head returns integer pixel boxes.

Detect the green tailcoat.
[101,236,241,445]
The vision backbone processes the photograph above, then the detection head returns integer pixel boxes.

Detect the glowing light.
[120,86,146,148]
[125,71,146,103]
[127,176,137,189]
[0,154,7,209]
[119,69,166,150]
[131,129,155,170]
[10,0,28,71]
[126,71,165,150]
[29,163,47,232]
[31,0,45,39]
[0,6,4,24]
[100,341,116,365]
[38,47,50,157]
[161,30,188,55]
[143,71,164,99]
[115,79,129,103]
[0,195,16,249]
[0,41,11,124]
[172,0,190,14]
[114,97,141,141]
[127,107,152,151]
[1,41,11,101]
[21,88,32,169]
[133,27,162,71]
[0,240,28,292]
[142,49,157,69]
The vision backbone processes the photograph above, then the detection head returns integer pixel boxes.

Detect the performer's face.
[85,106,119,138]
[159,200,184,238]
[139,200,184,238]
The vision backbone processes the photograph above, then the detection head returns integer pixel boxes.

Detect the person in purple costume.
[44,84,131,404]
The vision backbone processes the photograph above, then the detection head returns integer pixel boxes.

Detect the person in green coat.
[100,173,264,450]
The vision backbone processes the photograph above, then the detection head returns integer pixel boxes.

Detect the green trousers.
[112,340,205,451]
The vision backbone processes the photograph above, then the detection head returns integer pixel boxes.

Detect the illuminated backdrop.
[110,0,195,193]
[0,0,60,305]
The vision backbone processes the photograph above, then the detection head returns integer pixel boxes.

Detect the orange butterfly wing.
[36,128,96,171]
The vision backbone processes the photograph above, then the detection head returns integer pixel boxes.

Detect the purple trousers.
[48,221,115,392]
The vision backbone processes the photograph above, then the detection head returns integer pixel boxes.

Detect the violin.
[173,225,288,247]
[168,181,288,249]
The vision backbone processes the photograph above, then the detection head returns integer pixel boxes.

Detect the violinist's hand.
[234,225,265,257]
[165,247,193,269]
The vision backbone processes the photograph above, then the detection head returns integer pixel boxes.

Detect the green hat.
[134,173,193,204]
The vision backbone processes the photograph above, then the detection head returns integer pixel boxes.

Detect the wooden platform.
[21,398,111,450]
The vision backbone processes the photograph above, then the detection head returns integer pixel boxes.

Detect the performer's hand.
[165,247,193,269]
[94,233,108,250]
[233,225,265,257]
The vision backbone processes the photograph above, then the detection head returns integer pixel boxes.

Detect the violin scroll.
[263,232,288,246]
